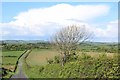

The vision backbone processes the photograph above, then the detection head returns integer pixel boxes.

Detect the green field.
[2,51,24,71]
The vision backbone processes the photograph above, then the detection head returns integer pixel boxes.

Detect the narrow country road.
[10,62,28,79]
[10,50,29,80]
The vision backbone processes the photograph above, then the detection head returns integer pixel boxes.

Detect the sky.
[1,2,118,42]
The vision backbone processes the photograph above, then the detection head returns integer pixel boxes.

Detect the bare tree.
[51,25,92,66]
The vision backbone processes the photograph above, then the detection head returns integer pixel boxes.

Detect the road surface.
[10,51,29,80]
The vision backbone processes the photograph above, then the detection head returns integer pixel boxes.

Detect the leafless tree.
[51,25,92,66]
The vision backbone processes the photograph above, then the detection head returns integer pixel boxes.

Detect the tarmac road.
[10,50,29,80]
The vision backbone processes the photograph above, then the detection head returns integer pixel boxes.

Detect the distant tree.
[51,25,92,66]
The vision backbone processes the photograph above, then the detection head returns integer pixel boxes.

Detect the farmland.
[2,51,24,71]
[1,2,119,79]
[1,51,24,78]
[0,40,51,78]
[0,40,119,79]
[26,49,59,66]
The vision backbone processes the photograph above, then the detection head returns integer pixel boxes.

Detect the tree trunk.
[61,60,64,66]
[60,52,66,66]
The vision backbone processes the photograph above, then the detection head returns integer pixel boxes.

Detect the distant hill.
[0,40,48,44]
[0,40,118,44]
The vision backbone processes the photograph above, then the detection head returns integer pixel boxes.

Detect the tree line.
[1,42,51,51]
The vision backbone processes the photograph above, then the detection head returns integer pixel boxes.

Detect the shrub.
[79,52,93,61]
[46,58,54,64]
[25,53,120,78]
[47,53,79,64]
[53,56,60,63]
[66,53,79,62]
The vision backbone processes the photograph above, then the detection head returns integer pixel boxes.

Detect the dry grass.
[78,52,115,59]
[26,49,117,66]
[26,49,59,66]
[2,65,15,71]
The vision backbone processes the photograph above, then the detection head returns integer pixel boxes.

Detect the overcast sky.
[1,2,118,42]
